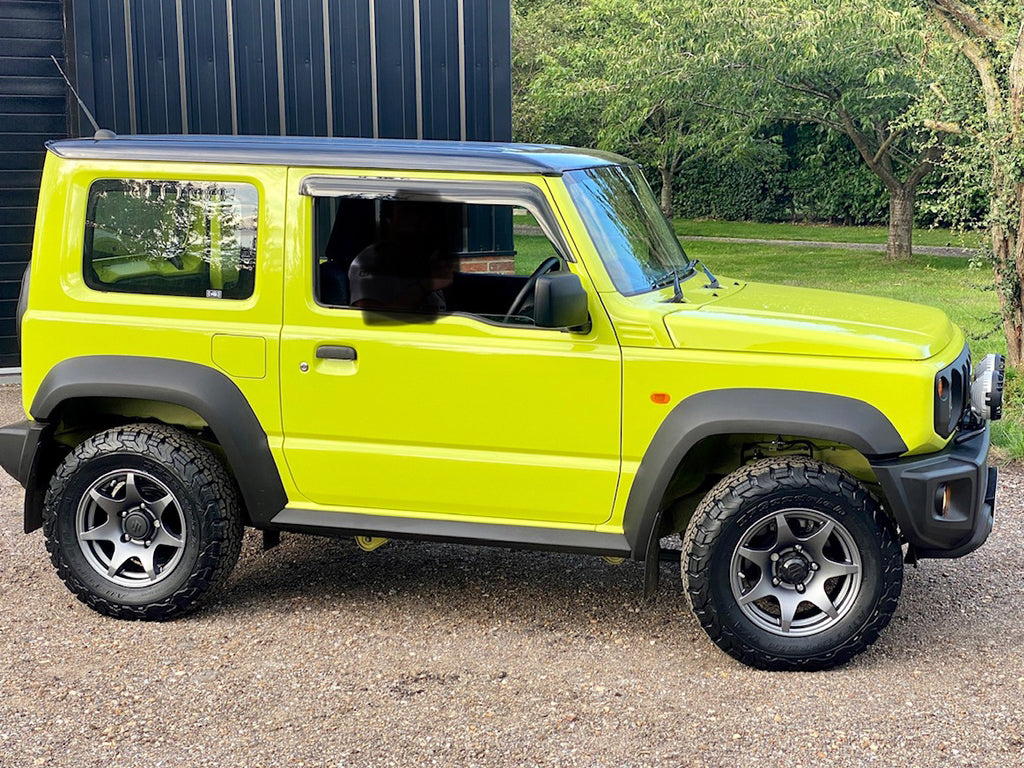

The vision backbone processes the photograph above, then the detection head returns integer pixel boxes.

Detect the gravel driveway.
[1,383,1021,768]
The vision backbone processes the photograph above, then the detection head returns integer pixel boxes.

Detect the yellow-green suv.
[0,135,1003,670]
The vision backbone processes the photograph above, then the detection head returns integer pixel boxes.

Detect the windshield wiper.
[652,265,693,303]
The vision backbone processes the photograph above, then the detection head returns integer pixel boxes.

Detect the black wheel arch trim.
[625,388,908,570]
[28,356,287,528]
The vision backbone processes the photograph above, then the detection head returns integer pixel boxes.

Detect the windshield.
[563,165,690,296]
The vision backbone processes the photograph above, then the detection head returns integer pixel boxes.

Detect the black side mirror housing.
[534,273,590,331]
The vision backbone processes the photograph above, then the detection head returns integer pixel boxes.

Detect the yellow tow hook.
[355,536,389,552]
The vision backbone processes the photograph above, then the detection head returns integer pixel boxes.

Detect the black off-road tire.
[42,423,243,620]
[683,456,903,671]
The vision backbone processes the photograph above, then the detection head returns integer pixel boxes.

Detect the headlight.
[970,353,1005,421]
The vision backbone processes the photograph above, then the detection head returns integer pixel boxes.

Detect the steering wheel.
[503,256,561,323]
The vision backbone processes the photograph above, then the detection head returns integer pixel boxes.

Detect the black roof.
[46,134,631,175]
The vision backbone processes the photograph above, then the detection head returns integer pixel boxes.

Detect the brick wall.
[459,255,515,274]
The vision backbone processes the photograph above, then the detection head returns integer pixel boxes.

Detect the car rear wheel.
[43,423,243,620]
[683,456,903,671]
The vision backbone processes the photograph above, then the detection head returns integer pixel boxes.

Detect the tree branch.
[835,105,899,189]
[873,128,904,166]
[932,7,1005,129]
[1009,20,1024,139]
[930,0,1006,48]
[772,77,836,102]
[923,118,964,133]
[874,122,895,175]
[689,99,844,131]
[907,144,943,189]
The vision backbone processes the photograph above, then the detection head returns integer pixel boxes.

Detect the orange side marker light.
[651,392,671,405]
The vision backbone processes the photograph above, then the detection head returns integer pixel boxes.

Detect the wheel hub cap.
[777,554,810,585]
[123,508,154,540]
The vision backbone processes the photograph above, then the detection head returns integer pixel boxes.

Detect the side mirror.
[534,273,590,331]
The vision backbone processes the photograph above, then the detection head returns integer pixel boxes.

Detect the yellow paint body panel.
[277,168,621,525]
[212,334,267,379]
[664,281,955,360]
[21,150,969,539]
[21,158,288,477]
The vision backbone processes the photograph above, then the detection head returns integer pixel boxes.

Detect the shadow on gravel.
[199,530,1019,668]
[208,533,689,631]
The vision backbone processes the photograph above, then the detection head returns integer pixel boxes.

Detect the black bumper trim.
[871,428,995,558]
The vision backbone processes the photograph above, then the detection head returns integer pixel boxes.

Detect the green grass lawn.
[674,219,986,249]
[517,211,986,248]
[513,234,560,275]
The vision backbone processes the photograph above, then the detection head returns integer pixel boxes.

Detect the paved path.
[679,235,978,258]
[514,225,977,258]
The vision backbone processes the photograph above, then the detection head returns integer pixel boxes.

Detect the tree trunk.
[992,171,1024,367]
[993,223,1024,366]
[660,163,673,217]
[885,184,915,262]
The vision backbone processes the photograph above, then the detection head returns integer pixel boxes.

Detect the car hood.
[663,281,955,360]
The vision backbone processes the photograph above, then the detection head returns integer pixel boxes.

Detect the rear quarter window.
[83,179,259,299]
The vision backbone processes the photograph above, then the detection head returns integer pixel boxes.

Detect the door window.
[311,197,562,325]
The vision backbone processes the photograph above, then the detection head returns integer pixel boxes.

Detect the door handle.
[316,345,357,361]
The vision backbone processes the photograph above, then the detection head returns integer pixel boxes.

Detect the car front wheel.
[683,457,903,671]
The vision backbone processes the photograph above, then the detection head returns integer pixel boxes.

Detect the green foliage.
[512,0,601,149]
[914,1,1024,362]
[514,0,734,213]
[513,0,954,249]
[669,125,895,224]
[786,130,890,224]
[671,158,790,222]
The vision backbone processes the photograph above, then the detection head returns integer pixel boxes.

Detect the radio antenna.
[50,55,106,136]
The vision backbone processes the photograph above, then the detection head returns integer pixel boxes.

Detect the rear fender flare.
[30,356,286,527]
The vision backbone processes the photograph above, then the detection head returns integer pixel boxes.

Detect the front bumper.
[871,427,996,558]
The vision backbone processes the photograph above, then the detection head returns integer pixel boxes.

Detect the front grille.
[934,344,971,438]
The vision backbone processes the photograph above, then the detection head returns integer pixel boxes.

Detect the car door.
[279,171,622,526]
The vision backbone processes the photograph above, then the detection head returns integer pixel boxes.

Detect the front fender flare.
[624,388,907,568]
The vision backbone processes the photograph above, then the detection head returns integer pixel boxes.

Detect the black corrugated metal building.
[0,0,512,368]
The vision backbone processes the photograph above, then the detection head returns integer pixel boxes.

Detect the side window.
[312,197,562,325]
[84,179,259,300]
